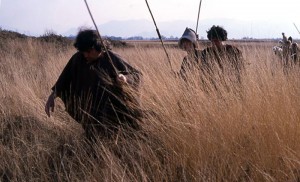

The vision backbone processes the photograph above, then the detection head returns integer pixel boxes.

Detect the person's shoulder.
[202,46,213,51]
[201,46,213,53]
[106,50,126,62]
[225,44,239,49]
[70,51,84,60]
[107,50,121,58]
[65,52,85,66]
[225,44,242,53]
[195,48,202,53]
[200,46,215,58]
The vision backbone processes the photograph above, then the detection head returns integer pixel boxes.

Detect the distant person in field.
[195,25,245,93]
[200,25,245,85]
[286,36,299,64]
[291,41,299,64]
[288,36,293,43]
[45,29,142,142]
[282,32,288,43]
[281,32,292,66]
[287,36,296,63]
[178,27,202,80]
[273,35,299,68]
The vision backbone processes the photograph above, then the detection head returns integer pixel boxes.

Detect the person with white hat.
[178,27,202,80]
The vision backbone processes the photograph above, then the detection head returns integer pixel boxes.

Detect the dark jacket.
[200,44,245,84]
[199,44,245,94]
[178,44,245,94]
[201,45,244,70]
[179,49,202,81]
[52,50,142,138]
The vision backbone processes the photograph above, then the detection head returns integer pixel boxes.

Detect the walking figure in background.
[291,41,299,64]
[287,36,299,65]
[200,25,245,90]
[274,33,300,71]
[45,29,142,142]
[282,32,288,43]
[281,32,292,67]
[288,36,293,43]
[178,27,202,80]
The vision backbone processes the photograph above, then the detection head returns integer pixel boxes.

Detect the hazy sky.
[0,0,300,38]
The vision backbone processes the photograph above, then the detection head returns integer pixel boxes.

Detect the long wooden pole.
[195,0,203,34]
[293,23,300,35]
[145,0,172,70]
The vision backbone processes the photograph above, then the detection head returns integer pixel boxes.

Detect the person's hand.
[45,92,55,117]
[117,74,128,84]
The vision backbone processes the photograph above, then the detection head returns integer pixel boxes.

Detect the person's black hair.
[74,29,103,52]
[207,25,228,41]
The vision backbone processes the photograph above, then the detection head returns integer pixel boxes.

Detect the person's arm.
[109,51,142,88]
[45,52,80,116]
[178,56,189,79]
[51,53,80,97]
[234,47,245,71]
[45,91,56,117]
[118,70,142,87]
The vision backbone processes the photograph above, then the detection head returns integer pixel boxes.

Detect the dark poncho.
[179,49,202,81]
[200,45,244,77]
[200,44,245,93]
[52,50,142,138]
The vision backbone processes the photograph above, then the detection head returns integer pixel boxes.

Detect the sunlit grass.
[1,38,300,181]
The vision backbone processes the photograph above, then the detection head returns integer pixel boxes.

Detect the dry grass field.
[1,35,300,181]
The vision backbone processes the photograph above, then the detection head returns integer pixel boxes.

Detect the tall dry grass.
[1,38,300,181]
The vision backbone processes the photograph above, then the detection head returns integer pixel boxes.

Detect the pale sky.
[0,0,300,38]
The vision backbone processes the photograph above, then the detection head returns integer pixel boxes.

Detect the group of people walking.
[281,32,299,66]
[44,25,246,142]
[178,25,245,93]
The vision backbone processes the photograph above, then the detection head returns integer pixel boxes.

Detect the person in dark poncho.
[199,25,245,93]
[45,29,142,141]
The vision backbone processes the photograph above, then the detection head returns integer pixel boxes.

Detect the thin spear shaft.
[84,0,118,75]
[145,0,172,70]
[293,23,300,35]
[196,0,202,34]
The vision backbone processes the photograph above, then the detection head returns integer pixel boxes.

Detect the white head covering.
[178,27,197,48]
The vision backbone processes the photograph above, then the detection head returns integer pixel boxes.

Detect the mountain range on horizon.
[63,18,300,39]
